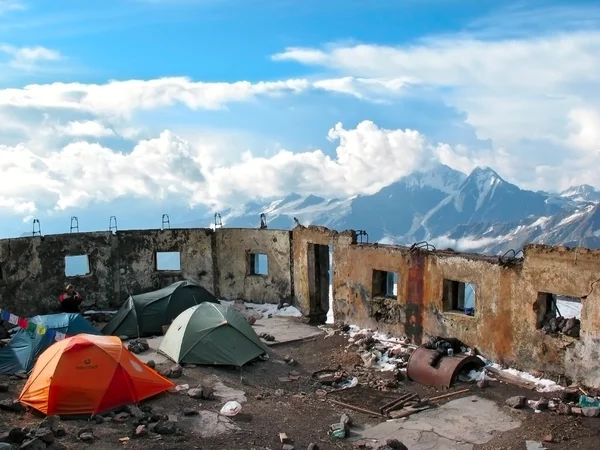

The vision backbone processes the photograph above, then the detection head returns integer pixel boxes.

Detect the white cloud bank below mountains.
[1,120,463,215]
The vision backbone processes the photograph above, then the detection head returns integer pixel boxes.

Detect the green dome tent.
[102,280,218,339]
[158,303,268,367]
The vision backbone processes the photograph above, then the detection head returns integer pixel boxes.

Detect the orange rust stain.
[488,272,513,360]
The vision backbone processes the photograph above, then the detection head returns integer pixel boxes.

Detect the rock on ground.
[505,396,527,409]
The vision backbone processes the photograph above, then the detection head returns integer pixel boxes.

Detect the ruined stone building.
[0,225,599,387]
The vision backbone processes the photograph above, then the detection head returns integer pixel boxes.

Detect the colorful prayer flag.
[8,314,18,325]
[37,325,47,335]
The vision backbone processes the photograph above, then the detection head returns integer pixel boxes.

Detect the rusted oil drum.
[406,346,485,390]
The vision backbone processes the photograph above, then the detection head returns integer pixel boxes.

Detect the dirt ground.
[2,328,600,450]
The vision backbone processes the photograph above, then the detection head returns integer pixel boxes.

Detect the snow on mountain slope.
[175,165,600,255]
[560,185,600,204]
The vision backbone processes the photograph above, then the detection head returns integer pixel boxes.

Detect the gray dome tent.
[102,280,218,338]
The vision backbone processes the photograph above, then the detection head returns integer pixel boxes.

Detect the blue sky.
[1,0,600,237]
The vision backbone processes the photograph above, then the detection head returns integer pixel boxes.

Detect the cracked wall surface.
[331,239,600,387]
[214,228,292,303]
[1,224,600,387]
[0,228,291,316]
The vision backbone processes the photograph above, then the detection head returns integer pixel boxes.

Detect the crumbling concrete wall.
[0,228,215,316]
[214,228,292,304]
[292,225,355,320]
[334,241,600,387]
[522,245,600,388]
[116,229,214,300]
[0,232,116,316]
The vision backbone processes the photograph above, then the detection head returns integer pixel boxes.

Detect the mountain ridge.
[186,164,600,255]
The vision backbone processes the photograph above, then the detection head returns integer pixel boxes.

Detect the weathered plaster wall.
[292,225,355,320]
[0,228,215,315]
[333,241,600,387]
[0,232,115,316]
[2,223,600,387]
[522,245,600,387]
[214,228,292,304]
[116,229,214,299]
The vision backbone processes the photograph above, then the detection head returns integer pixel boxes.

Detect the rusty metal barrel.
[406,346,485,390]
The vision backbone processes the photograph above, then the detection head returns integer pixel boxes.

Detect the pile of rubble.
[0,399,187,448]
[540,315,580,338]
[1,414,67,449]
[504,389,600,419]
[326,325,417,390]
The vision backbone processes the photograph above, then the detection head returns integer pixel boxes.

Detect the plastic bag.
[220,401,242,416]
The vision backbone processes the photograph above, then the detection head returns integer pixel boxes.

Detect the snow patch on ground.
[466,357,564,393]
[219,300,302,318]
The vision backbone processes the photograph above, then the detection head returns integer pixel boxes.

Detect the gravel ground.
[1,329,600,449]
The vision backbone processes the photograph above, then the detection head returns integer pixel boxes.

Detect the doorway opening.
[327,244,334,324]
[307,243,330,324]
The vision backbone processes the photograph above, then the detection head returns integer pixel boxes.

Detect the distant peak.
[471,166,499,176]
[561,184,596,195]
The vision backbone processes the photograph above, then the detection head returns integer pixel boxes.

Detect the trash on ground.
[220,401,243,417]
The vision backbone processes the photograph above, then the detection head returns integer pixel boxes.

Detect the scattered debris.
[220,401,242,417]
[259,333,275,342]
[329,399,384,417]
[0,398,26,413]
[540,314,580,338]
[423,336,469,366]
[127,338,150,354]
[188,385,214,400]
[505,396,527,409]
[162,364,183,379]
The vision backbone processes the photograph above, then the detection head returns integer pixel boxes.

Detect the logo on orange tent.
[76,359,98,370]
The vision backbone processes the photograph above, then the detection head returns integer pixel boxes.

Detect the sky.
[1,0,600,237]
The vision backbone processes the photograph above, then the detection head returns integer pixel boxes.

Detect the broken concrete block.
[34,427,55,444]
[582,407,600,417]
[78,432,94,443]
[558,403,572,415]
[505,396,527,409]
[154,421,176,435]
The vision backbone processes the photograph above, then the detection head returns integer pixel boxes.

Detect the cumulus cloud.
[271,30,600,191]
[57,120,115,137]
[0,76,396,118]
[0,121,450,214]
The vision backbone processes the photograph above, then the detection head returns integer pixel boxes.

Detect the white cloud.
[271,30,600,191]
[272,32,600,141]
[57,120,115,137]
[0,77,374,117]
[0,45,61,70]
[0,121,446,214]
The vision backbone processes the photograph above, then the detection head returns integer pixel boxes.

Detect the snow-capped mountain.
[179,164,600,255]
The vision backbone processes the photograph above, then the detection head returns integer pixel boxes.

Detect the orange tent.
[19,334,174,416]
